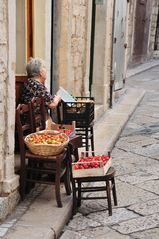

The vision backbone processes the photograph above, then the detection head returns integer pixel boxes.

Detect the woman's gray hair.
[26,58,45,78]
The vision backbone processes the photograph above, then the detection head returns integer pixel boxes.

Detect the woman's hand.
[48,95,61,109]
[54,95,61,104]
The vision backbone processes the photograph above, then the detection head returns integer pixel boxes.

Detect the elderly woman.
[20,58,61,126]
[21,57,61,108]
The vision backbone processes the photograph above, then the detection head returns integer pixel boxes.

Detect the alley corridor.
[60,65,159,239]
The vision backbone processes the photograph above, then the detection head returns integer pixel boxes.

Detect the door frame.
[16,0,34,106]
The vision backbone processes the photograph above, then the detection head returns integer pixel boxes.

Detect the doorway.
[16,0,34,106]
[154,9,159,51]
[133,0,152,63]
[112,0,128,91]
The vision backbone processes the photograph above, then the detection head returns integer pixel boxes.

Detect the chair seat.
[24,147,71,207]
[25,149,67,160]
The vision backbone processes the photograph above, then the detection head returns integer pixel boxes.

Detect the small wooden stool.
[72,167,117,216]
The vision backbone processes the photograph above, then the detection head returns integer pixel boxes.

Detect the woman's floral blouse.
[20,78,54,106]
[20,79,55,124]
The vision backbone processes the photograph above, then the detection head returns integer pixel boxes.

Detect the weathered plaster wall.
[0,0,19,220]
[126,0,136,66]
[127,0,159,66]
[149,0,159,56]
[92,0,114,109]
[57,0,114,111]
[57,0,90,96]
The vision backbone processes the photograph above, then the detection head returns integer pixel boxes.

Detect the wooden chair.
[16,103,71,207]
[71,152,117,216]
[31,97,46,131]
[16,75,27,107]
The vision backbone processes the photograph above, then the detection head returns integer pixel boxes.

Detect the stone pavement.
[1,60,159,239]
[126,58,159,78]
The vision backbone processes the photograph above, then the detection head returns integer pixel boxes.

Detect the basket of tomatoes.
[72,151,112,178]
[24,130,69,156]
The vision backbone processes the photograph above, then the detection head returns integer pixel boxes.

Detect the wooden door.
[112,0,128,90]
[133,0,152,63]
[154,10,159,50]
[16,0,34,106]
[26,0,34,59]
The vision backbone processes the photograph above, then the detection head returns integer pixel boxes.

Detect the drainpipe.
[50,0,54,95]
[109,0,116,108]
[50,0,59,122]
[89,0,96,96]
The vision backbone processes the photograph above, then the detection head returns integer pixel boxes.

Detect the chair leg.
[77,180,81,207]
[90,126,94,153]
[64,148,72,195]
[20,168,26,200]
[106,180,112,216]
[25,159,35,194]
[111,177,118,206]
[55,161,62,207]
[73,148,79,162]
[64,167,71,195]
[72,179,77,216]
[85,128,89,152]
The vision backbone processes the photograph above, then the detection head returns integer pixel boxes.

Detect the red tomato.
[74,165,79,170]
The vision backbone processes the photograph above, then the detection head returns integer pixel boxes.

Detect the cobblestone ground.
[60,66,159,239]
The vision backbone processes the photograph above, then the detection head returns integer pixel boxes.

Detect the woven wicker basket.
[24,130,69,156]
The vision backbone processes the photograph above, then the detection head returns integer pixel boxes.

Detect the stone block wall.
[126,0,136,66]
[58,0,90,96]
[71,0,88,96]
[104,0,114,108]
[0,0,9,186]
[0,0,20,220]
[57,0,117,109]
[127,0,159,65]
[149,0,159,55]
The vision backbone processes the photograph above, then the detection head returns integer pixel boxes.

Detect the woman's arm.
[48,95,61,109]
[37,83,61,109]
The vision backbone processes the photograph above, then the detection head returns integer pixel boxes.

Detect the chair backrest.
[31,97,46,132]
[16,75,27,106]
[16,103,34,158]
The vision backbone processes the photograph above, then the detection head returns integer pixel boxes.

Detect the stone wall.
[127,0,159,66]
[92,0,114,108]
[57,0,115,110]
[0,0,7,188]
[126,0,136,66]
[104,0,115,109]
[149,0,159,56]
[0,0,19,220]
[57,0,90,96]
[71,0,88,96]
